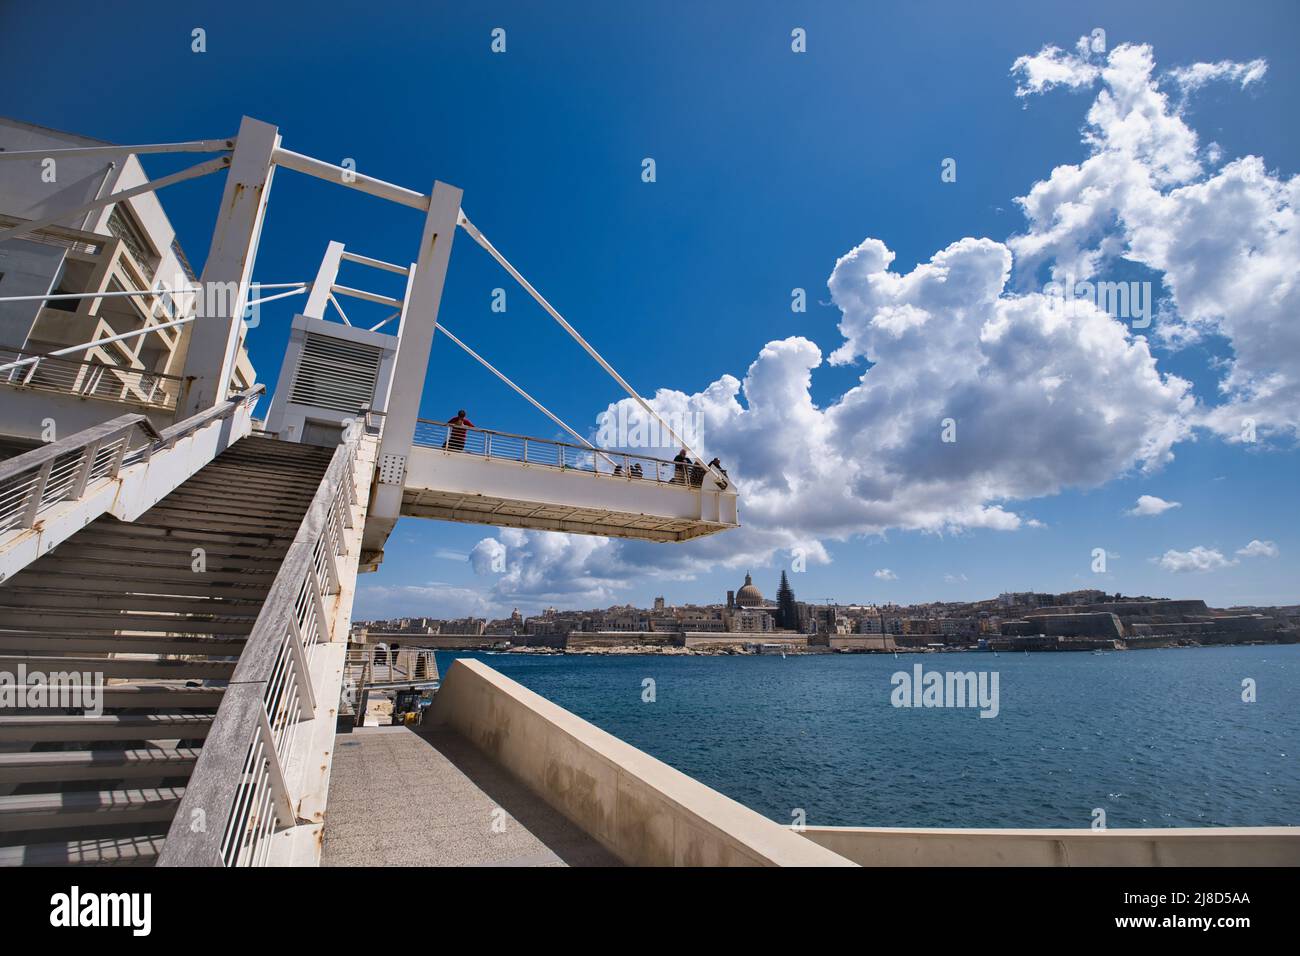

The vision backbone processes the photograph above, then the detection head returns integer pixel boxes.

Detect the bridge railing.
[413,420,728,490]
[159,425,363,867]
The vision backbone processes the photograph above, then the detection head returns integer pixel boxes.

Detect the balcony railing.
[413,420,727,490]
[0,345,185,410]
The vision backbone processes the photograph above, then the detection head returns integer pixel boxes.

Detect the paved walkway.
[321,725,620,867]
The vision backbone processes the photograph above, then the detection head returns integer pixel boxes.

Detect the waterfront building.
[728,608,775,633]
[859,616,885,634]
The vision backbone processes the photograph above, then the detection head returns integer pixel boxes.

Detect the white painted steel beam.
[340,251,409,275]
[362,181,462,563]
[270,148,429,211]
[303,241,344,320]
[0,138,235,161]
[0,156,231,245]
[178,117,281,417]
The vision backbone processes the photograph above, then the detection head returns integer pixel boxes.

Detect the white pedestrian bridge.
[403,420,738,542]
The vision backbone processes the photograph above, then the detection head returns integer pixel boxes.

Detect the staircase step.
[0,656,237,681]
[157,494,318,519]
[0,748,200,784]
[0,610,254,635]
[0,684,224,711]
[0,834,165,866]
[0,787,184,833]
[177,464,327,482]
[60,524,289,549]
[0,632,245,657]
[0,586,266,610]
[136,504,307,531]
[53,538,289,566]
[0,714,213,743]
[166,477,322,498]
[3,562,277,586]
[194,464,329,483]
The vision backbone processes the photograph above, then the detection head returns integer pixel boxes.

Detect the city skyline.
[355,570,1288,629]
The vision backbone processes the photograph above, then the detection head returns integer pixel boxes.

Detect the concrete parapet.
[800,826,1300,866]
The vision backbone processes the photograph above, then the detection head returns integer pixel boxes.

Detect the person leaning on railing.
[708,457,729,490]
[673,448,690,485]
[446,409,474,452]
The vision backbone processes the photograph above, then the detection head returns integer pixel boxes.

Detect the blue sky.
[3,1,1297,615]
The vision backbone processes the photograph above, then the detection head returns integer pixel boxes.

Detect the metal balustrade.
[0,345,185,410]
[342,645,439,728]
[0,416,155,537]
[345,646,439,689]
[413,419,721,489]
[0,386,265,573]
[160,427,364,867]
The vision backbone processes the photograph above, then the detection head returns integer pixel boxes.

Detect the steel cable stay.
[456,210,724,485]
[432,320,620,471]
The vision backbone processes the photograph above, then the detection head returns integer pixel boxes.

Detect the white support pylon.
[302,240,345,319]
[361,180,463,565]
[177,116,281,417]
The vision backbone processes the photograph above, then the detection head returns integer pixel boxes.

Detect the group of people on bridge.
[443,409,727,489]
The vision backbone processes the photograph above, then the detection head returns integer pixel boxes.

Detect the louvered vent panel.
[289,332,382,413]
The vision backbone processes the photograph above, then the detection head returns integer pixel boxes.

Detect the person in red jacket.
[448,409,474,452]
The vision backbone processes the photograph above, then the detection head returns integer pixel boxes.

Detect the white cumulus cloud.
[874,569,898,581]
[414,38,1293,609]
[1236,539,1279,558]
[1012,42,1298,444]
[1155,546,1237,573]
[1167,58,1268,93]
[1128,494,1181,516]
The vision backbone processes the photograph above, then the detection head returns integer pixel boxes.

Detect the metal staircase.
[0,436,334,865]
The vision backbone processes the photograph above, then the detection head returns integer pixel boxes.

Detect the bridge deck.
[402,421,739,542]
[321,726,619,867]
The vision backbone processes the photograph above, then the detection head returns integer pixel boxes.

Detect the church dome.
[735,572,764,607]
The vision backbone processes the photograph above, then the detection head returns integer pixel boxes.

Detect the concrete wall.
[568,632,681,649]
[800,825,1300,866]
[428,658,855,867]
[829,635,896,651]
[1022,611,1123,639]
[0,239,65,345]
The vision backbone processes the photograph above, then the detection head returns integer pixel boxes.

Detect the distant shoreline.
[451,638,1298,658]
